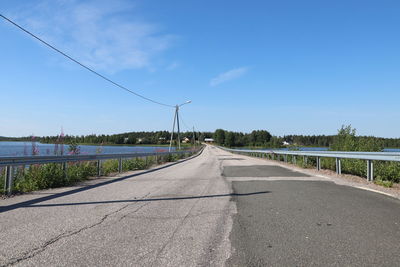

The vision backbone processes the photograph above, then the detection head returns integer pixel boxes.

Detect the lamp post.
[169,100,191,152]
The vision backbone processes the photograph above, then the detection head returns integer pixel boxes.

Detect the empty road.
[1,145,400,266]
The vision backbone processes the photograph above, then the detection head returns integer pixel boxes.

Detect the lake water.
[0,141,175,157]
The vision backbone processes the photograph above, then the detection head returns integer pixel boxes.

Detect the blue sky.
[1,0,399,137]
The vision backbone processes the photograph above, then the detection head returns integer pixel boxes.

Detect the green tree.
[214,129,226,145]
[224,131,235,147]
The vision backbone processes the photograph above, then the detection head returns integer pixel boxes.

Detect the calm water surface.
[0,141,175,157]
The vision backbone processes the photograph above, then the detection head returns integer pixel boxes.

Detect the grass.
[374,179,394,188]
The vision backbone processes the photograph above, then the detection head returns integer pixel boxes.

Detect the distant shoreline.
[0,141,192,148]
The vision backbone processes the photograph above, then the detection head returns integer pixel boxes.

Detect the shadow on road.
[18,191,271,208]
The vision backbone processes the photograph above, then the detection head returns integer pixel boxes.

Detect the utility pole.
[169,101,191,152]
[192,126,196,147]
[176,106,181,150]
[169,107,177,152]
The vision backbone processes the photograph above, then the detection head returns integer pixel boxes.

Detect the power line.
[0,14,175,108]
[178,112,192,131]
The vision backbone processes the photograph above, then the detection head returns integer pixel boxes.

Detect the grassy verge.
[0,152,191,196]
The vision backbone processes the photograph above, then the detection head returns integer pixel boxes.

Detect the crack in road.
[3,192,154,267]
[149,179,215,267]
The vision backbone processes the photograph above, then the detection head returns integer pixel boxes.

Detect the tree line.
[1,127,400,148]
[212,128,400,149]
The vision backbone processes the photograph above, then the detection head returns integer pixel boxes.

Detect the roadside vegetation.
[216,125,400,186]
[212,128,400,149]
[0,150,191,195]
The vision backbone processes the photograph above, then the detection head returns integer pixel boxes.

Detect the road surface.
[1,145,400,266]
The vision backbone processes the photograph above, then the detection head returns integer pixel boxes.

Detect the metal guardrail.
[220,147,400,182]
[1,147,203,195]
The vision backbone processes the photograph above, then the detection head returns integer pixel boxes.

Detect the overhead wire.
[0,14,175,108]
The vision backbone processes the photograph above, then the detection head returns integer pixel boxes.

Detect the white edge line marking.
[353,186,395,197]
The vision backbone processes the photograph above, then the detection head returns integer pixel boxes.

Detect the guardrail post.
[97,160,101,176]
[335,158,341,175]
[284,155,287,163]
[317,157,321,171]
[62,162,67,178]
[292,156,296,164]
[118,158,122,173]
[5,166,13,195]
[367,160,374,181]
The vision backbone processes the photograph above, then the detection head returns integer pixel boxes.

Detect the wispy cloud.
[8,0,176,73]
[210,67,248,87]
[166,61,180,71]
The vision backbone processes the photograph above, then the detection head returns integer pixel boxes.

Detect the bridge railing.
[219,147,400,181]
[1,146,203,195]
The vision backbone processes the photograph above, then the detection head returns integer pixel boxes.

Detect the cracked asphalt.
[0,146,234,266]
[1,145,400,266]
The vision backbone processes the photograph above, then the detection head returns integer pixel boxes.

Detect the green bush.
[122,157,154,171]
[102,159,118,175]
[12,162,98,193]
[374,179,394,188]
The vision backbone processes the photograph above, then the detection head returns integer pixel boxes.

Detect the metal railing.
[220,147,400,181]
[1,147,203,195]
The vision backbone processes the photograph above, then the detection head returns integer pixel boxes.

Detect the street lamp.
[169,100,192,152]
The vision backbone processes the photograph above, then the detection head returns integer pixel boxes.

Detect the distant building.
[204,138,214,143]
[282,141,290,146]
[182,137,190,143]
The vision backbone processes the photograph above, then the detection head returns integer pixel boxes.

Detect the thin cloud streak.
[210,67,248,87]
[8,0,176,73]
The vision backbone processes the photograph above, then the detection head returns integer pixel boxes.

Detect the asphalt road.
[1,145,400,266]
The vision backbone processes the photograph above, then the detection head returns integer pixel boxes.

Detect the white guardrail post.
[335,158,342,175]
[118,157,123,173]
[97,160,102,176]
[5,165,12,195]
[316,157,321,171]
[367,160,374,181]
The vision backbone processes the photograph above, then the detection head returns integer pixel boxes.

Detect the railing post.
[62,162,67,178]
[5,165,13,195]
[336,158,341,175]
[367,160,374,181]
[317,157,321,171]
[118,158,122,173]
[97,160,101,176]
[284,155,287,163]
